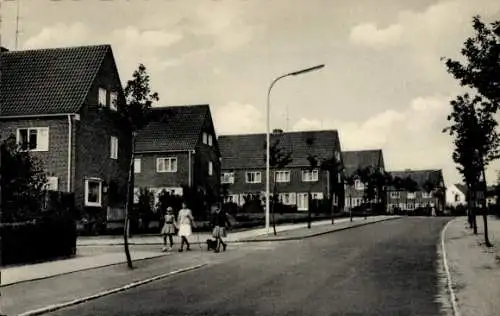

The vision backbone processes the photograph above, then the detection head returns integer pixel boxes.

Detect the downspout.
[188,150,194,187]
[67,115,72,192]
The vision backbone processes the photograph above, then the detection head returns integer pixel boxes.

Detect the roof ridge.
[4,44,111,54]
[218,130,339,138]
[152,104,210,109]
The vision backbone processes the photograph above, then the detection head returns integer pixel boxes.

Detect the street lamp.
[265,64,325,234]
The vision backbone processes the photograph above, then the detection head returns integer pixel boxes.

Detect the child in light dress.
[177,202,195,252]
[161,207,177,252]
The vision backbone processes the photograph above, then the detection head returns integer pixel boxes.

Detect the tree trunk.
[307,189,312,229]
[272,180,277,236]
[471,187,478,235]
[349,192,353,222]
[123,133,135,269]
[481,166,492,246]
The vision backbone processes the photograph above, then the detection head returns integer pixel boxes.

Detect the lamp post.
[265,64,325,234]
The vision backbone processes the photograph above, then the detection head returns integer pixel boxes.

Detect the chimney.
[272,128,283,135]
[0,47,9,52]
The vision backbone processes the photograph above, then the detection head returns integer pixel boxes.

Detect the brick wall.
[74,49,131,212]
[222,167,329,195]
[0,117,72,192]
[134,152,190,189]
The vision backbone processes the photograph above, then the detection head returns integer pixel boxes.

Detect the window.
[407,203,415,210]
[221,172,235,184]
[390,191,400,199]
[407,192,416,199]
[239,194,247,206]
[133,188,140,204]
[312,192,324,200]
[302,169,319,182]
[246,171,261,183]
[202,132,208,144]
[85,178,102,207]
[109,91,118,111]
[422,192,432,198]
[17,127,49,151]
[279,192,296,205]
[208,161,213,176]
[208,135,213,146]
[454,194,460,202]
[98,88,107,106]
[157,157,177,172]
[275,170,290,183]
[110,136,118,159]
[335,151,341,162]
[354,179,364,190]
[297,193,309,211]
[45,177,59,191]
[134,158,141,173]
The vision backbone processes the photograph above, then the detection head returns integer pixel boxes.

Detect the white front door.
[297,193,309,211]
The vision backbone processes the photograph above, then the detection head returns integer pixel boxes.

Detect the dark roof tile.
[219,130,341,169]
[135,105,210,152]
[342,149,384,176]
[0,45,110,116]
[389,169,444,189]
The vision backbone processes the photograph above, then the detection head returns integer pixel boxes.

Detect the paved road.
[48,217,450,316]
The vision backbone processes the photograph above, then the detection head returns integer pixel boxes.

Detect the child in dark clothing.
[211,204,231,253]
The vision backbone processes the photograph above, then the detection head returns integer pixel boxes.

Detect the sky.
[1,0,500,186]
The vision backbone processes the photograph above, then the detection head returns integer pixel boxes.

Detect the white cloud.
[349,23,403,49]
[23,22,93,49]
[110,26,183,49]
[292,95,460,183]
[213,102,263,135]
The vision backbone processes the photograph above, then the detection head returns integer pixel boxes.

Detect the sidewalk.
[77,218,339,246]
[1,215,399,316]
[443,215,500,316]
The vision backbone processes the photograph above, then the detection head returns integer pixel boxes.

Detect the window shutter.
[38,127,49,151]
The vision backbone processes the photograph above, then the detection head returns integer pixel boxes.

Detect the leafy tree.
[443,93,499,245]
[305,137,318,228]
[372,170,393,214]
[263,138,293,235]
[121,63,160,268]
[353,166,377,219]
[402,177,419,214]
[320,155,343,224]
[135,188,155,231]
[344,174,356,221]
[442,16,500,246]
[0,134,48,222]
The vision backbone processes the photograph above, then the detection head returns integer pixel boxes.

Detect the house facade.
[446,183,467,207]
[133,105,221,205]
[342,149,385,210]
[0,45,132,225]
[218,129,344,212]
[386,169,446,213]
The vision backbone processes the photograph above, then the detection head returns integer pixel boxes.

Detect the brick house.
[386,169,446,213]
[218,129,344,212]
[0,45,132,225]
[342,149,385,210]
[133,105,221,204]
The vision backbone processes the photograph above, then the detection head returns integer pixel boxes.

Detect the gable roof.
[389,169,444,189]
[342,149,384,177]
[219,130,341,169]
[454,183,468,195]
[0,45,110,117]
[135,105,212,153]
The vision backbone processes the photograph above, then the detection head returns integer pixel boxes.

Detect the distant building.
[0,45,131,226]
[387,169,445,213]
[446,183,467,207]
[133,105,221,204]
[218,129,343,211]
[342,149,385,210]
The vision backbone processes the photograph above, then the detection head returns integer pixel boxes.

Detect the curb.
[1,252,172,288]
[16,263,207,316]
[77,217,397,246]
[238,216,403,242]
[441,218,460,316]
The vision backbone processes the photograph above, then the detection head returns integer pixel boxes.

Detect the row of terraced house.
[0,44,446,229]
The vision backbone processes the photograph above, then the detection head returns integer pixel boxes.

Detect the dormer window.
[208,134,213,146]
[98,88,107,106]
[202,132,208,144]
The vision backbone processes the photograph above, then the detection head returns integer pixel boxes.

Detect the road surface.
[48,217,450,315]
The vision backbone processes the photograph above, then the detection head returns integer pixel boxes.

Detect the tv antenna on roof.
[15,0,21,50]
